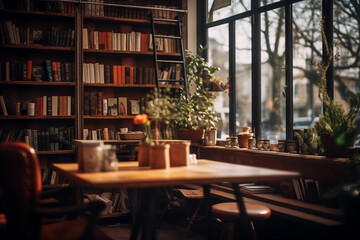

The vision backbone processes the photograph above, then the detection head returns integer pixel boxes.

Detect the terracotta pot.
[149,144,170,169]
[321,133,347,158]
[204,129,217,146]
[137,143,150,167]
[169,141,190,167]
[178,129,205,144]
[237,134,251,148]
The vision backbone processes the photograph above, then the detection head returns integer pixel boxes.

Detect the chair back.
[0,142,42,239]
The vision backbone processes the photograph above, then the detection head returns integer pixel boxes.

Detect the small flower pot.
[237,134,252,148]
[149,144,170,169]
[169,141,190,167]
[137,143,151,167]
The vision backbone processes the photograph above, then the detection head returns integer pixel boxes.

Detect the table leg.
[202,185,214,240]
[130,188,158,240]
[130,190,146,240]
[142,189,157,240]
[231,183,257,240]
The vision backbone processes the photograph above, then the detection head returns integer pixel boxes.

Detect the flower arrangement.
[133,113,153,145]
[145,87,177,140]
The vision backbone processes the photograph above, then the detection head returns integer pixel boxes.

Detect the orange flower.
[133,114,149,125]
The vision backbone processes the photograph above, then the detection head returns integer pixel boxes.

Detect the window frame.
[197,0,334,139]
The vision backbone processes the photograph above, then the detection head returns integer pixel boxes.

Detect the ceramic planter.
[178,129,205,144]
[204,129,217,146]
[169,141,190,167]
[137,143,151,167]
[149,144,170,169]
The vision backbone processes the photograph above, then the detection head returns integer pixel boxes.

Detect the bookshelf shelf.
[83,115,135,120]
[0,9,75,18]
[83,83,180,88]
[83,15,178,25]
[0,44,75,51]
[83,49,181,56]
[0,81,75,86]
[37,150,75,155]
[0,116,75,120]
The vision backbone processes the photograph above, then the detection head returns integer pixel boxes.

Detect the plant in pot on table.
[311,19,360,157]
[174,45,222,145]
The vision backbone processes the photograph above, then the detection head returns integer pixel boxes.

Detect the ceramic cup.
[263,139,270,150]
[248,138,256,149]
[278,140,286,152]
[257,138,264,150]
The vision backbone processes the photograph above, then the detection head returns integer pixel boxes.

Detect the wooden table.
[53,159,300,240]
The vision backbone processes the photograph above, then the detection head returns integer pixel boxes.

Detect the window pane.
[293,0,322,130]
[261,7,286,142]
[207,0,251,23]
[333,0,360,146]
[208,24,229,139]
[236,19,252,134]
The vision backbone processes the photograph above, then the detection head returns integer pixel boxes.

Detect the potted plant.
[312,19,360,157]
[294,128,323,155]
[174,46,220,144]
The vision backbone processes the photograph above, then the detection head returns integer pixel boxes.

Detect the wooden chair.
[0,142,111,240]
[212,202,271,240]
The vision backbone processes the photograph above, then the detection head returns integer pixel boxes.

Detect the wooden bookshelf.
[0,0,187,154]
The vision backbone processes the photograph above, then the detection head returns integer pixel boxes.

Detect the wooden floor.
[98,219,207,240]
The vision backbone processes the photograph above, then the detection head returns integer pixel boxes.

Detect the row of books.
[0,95,73,117]
[0,60,74,82]
[35,95,73,117]
[84,1,179,20]
[292,178,322,203]
[41,168,64,185]
[83,128,118,141]
[0,0,179,21]
[0,0,75,14]
[0,21,28,45]
[84,190,132,215]
[84,91,144,116]
[31,27,75,47]
[0,127,75,151]
[83,30,178,53]
[83,63,156,85]
[0,21,75,47]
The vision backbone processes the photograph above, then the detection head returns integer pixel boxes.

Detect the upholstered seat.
[0,142,111,240]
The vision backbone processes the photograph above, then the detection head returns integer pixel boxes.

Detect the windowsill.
[193,145,351,183]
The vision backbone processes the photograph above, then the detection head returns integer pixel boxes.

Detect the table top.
[52,159,300,189]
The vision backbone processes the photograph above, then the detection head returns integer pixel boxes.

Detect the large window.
[200,0,360,145]
[208,24,229,139]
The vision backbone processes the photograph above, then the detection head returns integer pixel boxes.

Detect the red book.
[51,61,58,81]
[106,32,112,50]
[26,60,32,81]
[113,65,118,84]
[117,65,121,84]
[141,33,148,52]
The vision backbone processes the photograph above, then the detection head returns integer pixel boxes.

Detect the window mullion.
[285,4,294,140]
